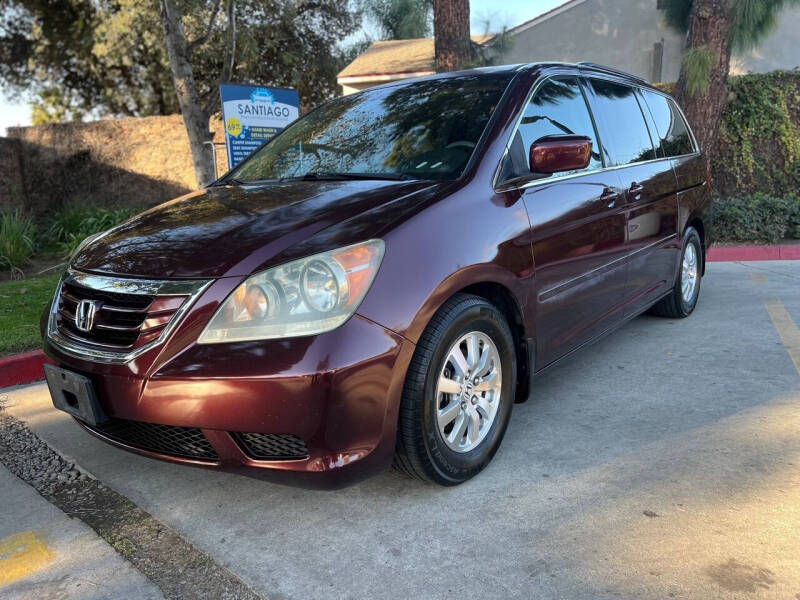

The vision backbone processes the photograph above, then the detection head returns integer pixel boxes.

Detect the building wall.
[496,0,684,82]
[496,0,800,82]
[341,81,375,95]
[730,5,800,74]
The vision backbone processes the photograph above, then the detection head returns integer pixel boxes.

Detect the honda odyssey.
[43,62,712,488]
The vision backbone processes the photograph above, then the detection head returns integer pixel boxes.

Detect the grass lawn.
[0,274,60,356]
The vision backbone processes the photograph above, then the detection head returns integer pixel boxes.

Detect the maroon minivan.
[43,62,711,488]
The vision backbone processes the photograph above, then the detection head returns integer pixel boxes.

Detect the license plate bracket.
[43,364,108,427]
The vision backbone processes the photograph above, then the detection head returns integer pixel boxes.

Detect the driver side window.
[500,77,603,182]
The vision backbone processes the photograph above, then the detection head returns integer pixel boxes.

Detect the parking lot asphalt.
[3,260,800,600]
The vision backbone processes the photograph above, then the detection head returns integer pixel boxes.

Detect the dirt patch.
[706,558,775,593]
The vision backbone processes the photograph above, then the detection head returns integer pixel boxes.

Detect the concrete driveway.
[2,260,800,599]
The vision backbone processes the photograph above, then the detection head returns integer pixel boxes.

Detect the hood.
[71,179,438,279]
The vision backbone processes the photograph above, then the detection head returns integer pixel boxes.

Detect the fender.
[399,263,530,345]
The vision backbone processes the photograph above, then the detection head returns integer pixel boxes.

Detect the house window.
[656,0,667,9]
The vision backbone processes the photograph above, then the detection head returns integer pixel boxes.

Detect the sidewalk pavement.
[0,465,164,600]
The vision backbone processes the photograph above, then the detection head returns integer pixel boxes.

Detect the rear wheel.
[650,227,703,318]
[394,294,516,485]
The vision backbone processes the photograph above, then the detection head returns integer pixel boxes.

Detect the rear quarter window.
[641,90,696,157]
[585,78,656,166]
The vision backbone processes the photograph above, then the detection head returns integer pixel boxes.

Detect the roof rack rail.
[576,62,649,84]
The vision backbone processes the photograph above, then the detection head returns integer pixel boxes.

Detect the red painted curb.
[0,350,52,388]
[707,245,800,262]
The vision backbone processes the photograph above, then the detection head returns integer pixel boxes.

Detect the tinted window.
[227,73,513,182]
[586,79,656,166]
[499,77,602,181]
[641,90,695,157]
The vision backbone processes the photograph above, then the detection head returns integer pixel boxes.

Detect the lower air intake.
[234,432,309,460]
[85,418,218,461]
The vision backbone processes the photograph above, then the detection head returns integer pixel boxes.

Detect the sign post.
[219,84,300,169]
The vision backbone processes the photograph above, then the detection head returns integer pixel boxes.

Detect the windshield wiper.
[215,177,248,186]
[281,172,414,182]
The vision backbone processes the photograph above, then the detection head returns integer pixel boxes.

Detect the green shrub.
[714,194,800,243]
[714,71,800,199]
[46,203,137,257]
[0,210,36,272]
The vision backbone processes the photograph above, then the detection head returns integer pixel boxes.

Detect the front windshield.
[226,72,514,182]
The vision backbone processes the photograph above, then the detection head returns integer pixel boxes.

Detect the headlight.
[197,239,385,343]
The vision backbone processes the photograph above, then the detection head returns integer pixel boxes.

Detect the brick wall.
[4,115,228,217]
[0,138,25,210]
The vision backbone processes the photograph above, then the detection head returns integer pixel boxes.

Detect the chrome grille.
[48,270,210,364]
[58,280,162,348]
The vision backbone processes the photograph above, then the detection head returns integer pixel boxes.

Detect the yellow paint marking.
[765,300,800,375]
[750,272,768,283]
[0,531,55,587]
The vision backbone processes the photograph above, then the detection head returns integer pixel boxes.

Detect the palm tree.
[433,0,471,71]
[665,0,799,155]
[360,0,433,40]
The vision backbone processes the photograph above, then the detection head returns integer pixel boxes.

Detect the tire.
[650,227,703,318]
[394,294,516,485]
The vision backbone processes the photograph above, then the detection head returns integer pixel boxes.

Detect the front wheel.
[394,294,516,485]
[650,227,703,318]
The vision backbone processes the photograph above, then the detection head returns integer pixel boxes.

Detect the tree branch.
[296,1,327,18]
[203,0,235,117]
[187,0,223,55]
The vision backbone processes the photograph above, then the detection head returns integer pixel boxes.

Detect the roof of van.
[352,61,658,95]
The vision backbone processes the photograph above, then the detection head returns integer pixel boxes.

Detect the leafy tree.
[0,0,357,186]
[0,0,179,117]
[359,0,432,39]
[158,0,356,186]
[664,0,799,155]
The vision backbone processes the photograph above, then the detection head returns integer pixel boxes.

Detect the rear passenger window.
[499,77,602,182]
[586,79,656,166]
[641,90,695,157]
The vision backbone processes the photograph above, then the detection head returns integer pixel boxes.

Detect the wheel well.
[688,218,706,275]
[458,282,531,403]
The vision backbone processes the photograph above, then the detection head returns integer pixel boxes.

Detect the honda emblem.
[75,299,98,332]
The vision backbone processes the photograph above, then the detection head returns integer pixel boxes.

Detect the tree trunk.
[159,0,216,187]
[433,0,471,72]
[673,0,733,156]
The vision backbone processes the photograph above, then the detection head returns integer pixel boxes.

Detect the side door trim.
[538,234,676,302]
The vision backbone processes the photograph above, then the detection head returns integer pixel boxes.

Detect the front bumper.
[44,313,415,489]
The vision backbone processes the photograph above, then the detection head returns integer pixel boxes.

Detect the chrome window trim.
[47,269,211,365]
[494,154,701,193]
[492,69,701,193]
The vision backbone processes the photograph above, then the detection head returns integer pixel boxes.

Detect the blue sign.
[219,83,300,169]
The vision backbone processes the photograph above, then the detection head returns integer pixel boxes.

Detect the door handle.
[628,182,644,196]
[600,188,620,208]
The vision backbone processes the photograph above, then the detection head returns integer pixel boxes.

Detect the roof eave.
[337,71,436,85]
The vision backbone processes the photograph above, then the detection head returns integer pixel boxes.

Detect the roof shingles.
[338,35,494,80]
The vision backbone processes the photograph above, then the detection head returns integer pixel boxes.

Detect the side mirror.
[529,135,592,174]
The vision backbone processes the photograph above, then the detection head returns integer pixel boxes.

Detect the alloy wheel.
[681,242,699,304]
[435,331,503,453]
